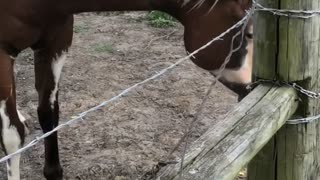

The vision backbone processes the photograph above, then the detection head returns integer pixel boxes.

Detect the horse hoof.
[44,165,63,180]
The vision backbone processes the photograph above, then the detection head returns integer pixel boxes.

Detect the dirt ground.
[0,12,240,180]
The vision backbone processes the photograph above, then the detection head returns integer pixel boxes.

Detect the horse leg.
[32,16,73,180]
[0,49,26,180]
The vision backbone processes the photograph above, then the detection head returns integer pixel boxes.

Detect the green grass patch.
[92,44,114,53]
[74,25,90,33]
[146,11,177,28]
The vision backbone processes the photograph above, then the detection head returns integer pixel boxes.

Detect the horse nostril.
[246,33,253,39]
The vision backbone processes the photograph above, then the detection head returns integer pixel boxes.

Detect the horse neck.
[62,0,152,13]
[63,0,172,13]
[61,0,187,24]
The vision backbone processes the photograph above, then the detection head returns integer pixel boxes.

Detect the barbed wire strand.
[286,115,320,125]
[0,9,250,164]
[253,0,320,19]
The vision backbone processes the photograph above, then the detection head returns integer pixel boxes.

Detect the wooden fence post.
[248,0,320,179]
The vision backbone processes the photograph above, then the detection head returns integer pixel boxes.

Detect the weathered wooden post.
[248,0,320,179]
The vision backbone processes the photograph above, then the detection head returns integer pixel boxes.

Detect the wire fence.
[0,6,251,164]
[1,0,320,178]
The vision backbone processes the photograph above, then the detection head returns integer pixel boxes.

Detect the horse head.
[178,0,253,100]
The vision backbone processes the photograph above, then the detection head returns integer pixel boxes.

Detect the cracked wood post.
[248,0,320,179]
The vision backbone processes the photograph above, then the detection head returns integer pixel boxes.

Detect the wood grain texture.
[155,85,298,180]
[249,0,320,179]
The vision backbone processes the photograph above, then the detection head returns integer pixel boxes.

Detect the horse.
[0,0,252,179]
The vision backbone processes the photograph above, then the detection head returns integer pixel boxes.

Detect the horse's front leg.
[32,16,73,180]
[0,49,26,180]
[34,50,65,180]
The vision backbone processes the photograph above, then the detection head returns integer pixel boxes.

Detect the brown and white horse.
[0,0,252,179]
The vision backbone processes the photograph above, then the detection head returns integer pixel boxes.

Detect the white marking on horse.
[0,101,21,180]
[17,109,29,135]
[17,110,25,122]
[50,52,66,109]
[248,23,253,36]
[212,34,253,84]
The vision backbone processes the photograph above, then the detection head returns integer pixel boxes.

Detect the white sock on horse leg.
[0,101,21,180]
